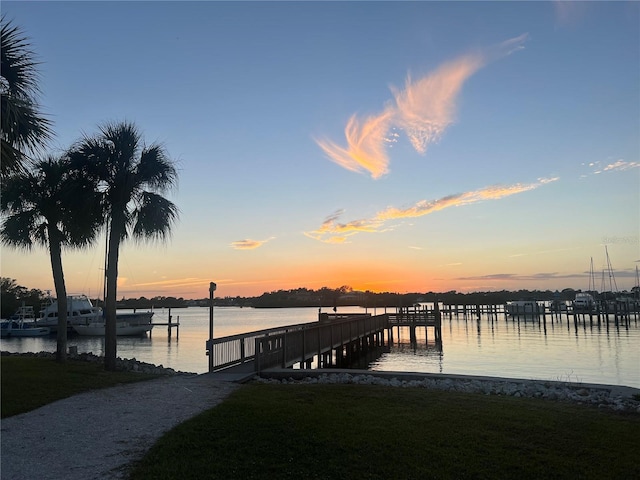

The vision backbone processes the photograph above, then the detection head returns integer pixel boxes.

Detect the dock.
[205,308,443,378]
[149,308,180,338]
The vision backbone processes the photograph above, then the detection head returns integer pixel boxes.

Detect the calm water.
[2,306,638,388]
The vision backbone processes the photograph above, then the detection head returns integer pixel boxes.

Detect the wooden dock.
[204,301,637,378]
[388,304,442,343]
[206,308,446,376]
[206,313,389,374]
[149,308,180,338]
[438,302,639,327]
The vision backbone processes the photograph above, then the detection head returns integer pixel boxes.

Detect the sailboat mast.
[604,245,618,293]
[588,257,596,293]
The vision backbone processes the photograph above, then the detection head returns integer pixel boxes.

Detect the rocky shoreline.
[0,350,195,376]
[4,350,638,413]
[256,371,640,413]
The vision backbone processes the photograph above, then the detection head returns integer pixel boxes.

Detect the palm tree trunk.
[48,235,68,363]
[104,215,123,371]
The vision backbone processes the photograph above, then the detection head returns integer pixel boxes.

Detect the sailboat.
[573,257,596,312]
[593,246,640,313]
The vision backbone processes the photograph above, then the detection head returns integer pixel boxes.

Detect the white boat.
[38,295,103,331]
[72,309,154,336]
[38,295,154,334]
[1,319,50,337]
[1,304,51,337]
[506,300,543,315]
[573,292,595,312]
[72,319,153,336]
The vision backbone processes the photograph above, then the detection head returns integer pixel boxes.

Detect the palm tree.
[1,16,52,177]
[1,156,102,362]
[70,121,179,370]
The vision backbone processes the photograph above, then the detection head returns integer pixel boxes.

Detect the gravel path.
[1,374,240,480]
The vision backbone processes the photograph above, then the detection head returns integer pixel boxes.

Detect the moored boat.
[573,292,595,312]
[72,311,154,336]
[72,321,153,336]
[38,295,103,332]
[505,300,544,315]
[38,295,154,333]
[1,319,50,337]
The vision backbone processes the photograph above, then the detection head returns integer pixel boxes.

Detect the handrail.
[206,313,379,372]
[255,314,389,372]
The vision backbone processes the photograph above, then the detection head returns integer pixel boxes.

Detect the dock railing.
[206,322,309,372]
[206,313,389,374]
[255,313,388,372]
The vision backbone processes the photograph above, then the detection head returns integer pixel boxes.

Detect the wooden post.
[434,301,442,344]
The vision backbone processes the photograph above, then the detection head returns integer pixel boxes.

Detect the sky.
[1,1,639,300]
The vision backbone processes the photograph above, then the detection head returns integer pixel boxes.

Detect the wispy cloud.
[303,209,381,244]
[457,272,582,281]
[601,160,639,173]
[392,54,485,155]
[305,177,558,243]
[317,34,529,178]
[316,108,395,178]
[230,237,274,250]
[583,159,639,176]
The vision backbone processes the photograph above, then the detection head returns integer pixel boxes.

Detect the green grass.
[130,383,640,480]
[1,355,159,418]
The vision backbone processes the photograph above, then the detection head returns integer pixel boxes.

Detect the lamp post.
[208,281,217,372]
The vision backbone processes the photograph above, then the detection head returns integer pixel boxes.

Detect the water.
[2,306,638,388]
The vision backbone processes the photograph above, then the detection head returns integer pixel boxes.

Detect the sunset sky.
[2,1,638,300]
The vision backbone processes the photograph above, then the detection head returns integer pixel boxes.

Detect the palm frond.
[1,211,38,250]
[1,15,41,98]
[1,155,102,251]
[0,16,52,177]
[137,144,178,192]
[131,192,179,242]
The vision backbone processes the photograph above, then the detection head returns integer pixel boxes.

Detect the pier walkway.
[206,308,443,378]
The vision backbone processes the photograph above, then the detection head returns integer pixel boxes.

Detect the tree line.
[1,17,179,370]
[5,277,637,318]
[119,286,635,309]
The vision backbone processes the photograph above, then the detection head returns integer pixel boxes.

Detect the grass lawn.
[130,383,640,480]
[1,355,159,418]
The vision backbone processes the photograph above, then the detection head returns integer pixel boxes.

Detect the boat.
[1,319,50,337]
[549,299,568,312]
[549,291,567,312]
[72,310,154,336]
[37,294,103,332]
[505,300,543,315]
[1,303,51,337]
[38,294,154,333]
[72,319,153,336]
[573,292,595,312]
